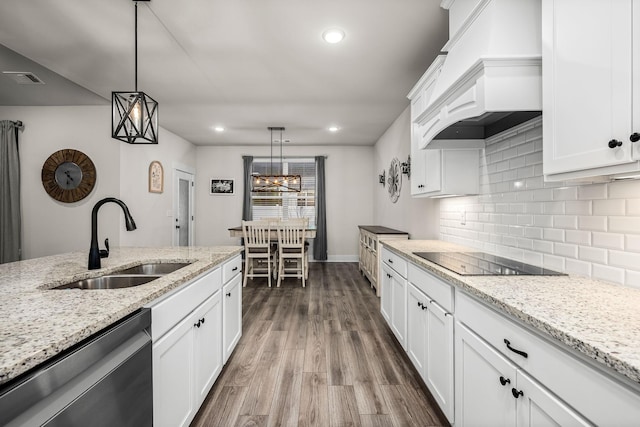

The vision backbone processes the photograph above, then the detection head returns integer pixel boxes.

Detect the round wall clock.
[41,149,96,203]
[387,157,402,203]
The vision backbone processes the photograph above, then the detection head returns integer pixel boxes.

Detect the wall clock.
[388,157,402,203]
[41,149,96,203]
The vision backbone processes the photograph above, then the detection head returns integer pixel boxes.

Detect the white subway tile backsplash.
[593,199,626,216]
[439,118,640,287]
[592,232,624,250]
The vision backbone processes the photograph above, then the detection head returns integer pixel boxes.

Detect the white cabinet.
[410,144,480,197]
[358,226,408,296]
[223,273,242,363]
[406,266,454,423]
[455,322,590,427]
[380,247,408,350]
[149,254,243,427]
[543,0,640,180]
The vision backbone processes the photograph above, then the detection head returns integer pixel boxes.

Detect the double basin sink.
[54,263,191,290]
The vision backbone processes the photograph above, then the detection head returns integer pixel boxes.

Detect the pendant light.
[112,0,159,144]
[251,127,302,193]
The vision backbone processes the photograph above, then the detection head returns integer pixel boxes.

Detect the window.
[251,158,316,228]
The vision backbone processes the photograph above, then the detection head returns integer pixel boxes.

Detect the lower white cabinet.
[149,254,243,427]
[223,273,242,363]
[406,282,454,423]
[455,322,590,427]
[381,261,407,349]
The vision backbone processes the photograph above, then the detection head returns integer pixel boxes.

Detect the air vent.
[2,71,45,85]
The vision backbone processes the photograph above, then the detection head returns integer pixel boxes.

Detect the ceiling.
[0,0,448,146]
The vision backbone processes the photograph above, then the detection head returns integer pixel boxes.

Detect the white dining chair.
[242,220,275,287]
[276,218,309,287]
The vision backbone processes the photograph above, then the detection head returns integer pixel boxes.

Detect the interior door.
[174,170,194,246]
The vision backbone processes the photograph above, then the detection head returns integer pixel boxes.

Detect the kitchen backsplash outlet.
[440,117,640,289]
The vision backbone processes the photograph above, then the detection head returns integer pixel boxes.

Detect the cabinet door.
[406,283,428,376]
[455,322,517,427]
[223,274,242,363]
[380,263,393,323]
[193,291,223,406]
[153,316,195,427]
[543,0,634,176]
[389,268,407,349]
[515,371,592,427]
[425,301,454,423]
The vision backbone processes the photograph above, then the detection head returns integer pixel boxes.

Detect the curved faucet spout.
[88,197,137,270]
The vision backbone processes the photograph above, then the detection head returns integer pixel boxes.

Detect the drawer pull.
[504,339,528,358]
[194,320,201,328]
[232,266,238,271]
[388,259,393,264]
[387,273,392,278]
[226,292,232,297]
[200,317,205,324]
[511,388,524,399]
[499,376,511,386]
[417,301,423,308]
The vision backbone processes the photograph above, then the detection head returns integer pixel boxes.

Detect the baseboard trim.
[311,255,359,263]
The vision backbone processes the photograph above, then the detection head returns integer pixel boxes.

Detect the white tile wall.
[440,117,640,288]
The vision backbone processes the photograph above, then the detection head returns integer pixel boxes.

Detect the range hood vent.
[2,71,45,85]
[413,0,542,149]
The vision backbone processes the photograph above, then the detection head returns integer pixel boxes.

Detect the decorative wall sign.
[211,178,234,195]
[149,160,164,193]
[387,157,402,203]
[41,149,96,203]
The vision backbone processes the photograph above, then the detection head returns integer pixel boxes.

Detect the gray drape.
[313,156,327,260]
[242,155,253,221]
[1,120,22,263]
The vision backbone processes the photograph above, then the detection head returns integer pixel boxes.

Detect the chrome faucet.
[88,197,137,270]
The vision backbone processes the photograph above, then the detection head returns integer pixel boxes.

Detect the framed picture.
[210,178,234,195]
[149,160,163,193]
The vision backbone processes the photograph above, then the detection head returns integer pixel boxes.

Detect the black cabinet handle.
[417,301,423,308]
[504,339,528,358]
[200,317,205,324]
[226,292,231,297]
[387,273,392,278]
[194,320,201,328]
[608,139,623,148]
[388,259,393,264]
[631,133,640,143]
[232,266,238,271]
[421,304,428,311]
[499,376,511,386]
[511,388,523,399]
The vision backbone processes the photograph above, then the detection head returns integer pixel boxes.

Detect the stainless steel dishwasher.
[0,308,152,427]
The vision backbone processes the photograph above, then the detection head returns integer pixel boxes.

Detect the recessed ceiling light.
[328,126,339,132]
[322,29,345,44]
[214,126,225,132]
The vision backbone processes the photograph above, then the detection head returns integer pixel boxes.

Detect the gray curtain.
[1,120,23,263]
[313,156,327,260]
[242,155,253,221]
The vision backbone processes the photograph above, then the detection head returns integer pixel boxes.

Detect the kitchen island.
[0,246,243,386]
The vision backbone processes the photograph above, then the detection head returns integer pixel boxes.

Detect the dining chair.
[276,218,309,287]
[242,220,275,287]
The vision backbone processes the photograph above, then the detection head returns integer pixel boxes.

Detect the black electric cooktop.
[413,252,566,276]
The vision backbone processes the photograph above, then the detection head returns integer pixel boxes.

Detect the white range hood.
[414,0,543,149]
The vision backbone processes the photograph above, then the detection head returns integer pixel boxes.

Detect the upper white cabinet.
[543,0,640,180]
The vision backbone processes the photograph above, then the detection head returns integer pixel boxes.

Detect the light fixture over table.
[112,0,159,144]
[251,127,302,193]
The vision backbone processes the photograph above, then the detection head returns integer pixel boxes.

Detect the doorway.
[173,169,194,246]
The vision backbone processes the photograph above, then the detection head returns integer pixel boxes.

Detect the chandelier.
[251,127,302,193]
[112,0,159,144]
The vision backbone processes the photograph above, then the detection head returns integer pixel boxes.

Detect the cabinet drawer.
[408,263,453,312]
[150,267,222,341]
[456,290,640,426]
[381,247,407,277]
[222,255,242,283]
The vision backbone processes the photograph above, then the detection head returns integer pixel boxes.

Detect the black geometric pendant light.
[112,0,158,144]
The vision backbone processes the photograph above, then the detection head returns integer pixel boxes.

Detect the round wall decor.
[387,157,402,203]
[41,149,96,203]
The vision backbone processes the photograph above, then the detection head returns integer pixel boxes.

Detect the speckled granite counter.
[0,246,243,386]
[381,240,640,386]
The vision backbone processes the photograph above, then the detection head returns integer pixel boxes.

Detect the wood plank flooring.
[192,262,448,427]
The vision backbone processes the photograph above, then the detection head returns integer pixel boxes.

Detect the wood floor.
[192,262,448,427]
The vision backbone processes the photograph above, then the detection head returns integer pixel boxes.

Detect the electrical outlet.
[460,210,466,225]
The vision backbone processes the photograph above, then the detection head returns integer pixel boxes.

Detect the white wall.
[440,117,640,289]
[373,106,440,239]
[0,105,196,260]
[194,145,374,261]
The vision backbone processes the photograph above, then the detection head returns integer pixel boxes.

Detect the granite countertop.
[0,246,243,386]
[381,240,640,385]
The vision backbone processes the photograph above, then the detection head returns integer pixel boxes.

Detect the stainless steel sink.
[54,275,162,290]
[112,262,191,275]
